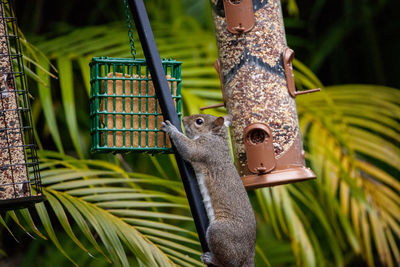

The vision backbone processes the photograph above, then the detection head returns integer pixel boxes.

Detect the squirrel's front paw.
[161,120,177,134]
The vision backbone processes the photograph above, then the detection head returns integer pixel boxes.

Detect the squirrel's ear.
[223,115,232,127]
[212,117,225,133]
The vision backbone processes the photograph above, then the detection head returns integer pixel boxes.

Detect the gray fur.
[161,114,256,267]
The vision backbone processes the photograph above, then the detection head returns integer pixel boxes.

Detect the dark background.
[15,0,400,89]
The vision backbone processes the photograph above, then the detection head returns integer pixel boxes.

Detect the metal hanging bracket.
[283,47,321,98]
[244,123,276,175]
[223,0,255,34]
[127,0,213,260]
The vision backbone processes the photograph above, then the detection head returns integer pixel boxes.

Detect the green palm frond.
[298,84,399,267]
[3,151,203,267]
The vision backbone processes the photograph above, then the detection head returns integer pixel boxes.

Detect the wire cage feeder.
[0,0,43,210]
[90,1,182,154]
[90,57,182,153]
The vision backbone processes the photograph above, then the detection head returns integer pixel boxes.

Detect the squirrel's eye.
[195,118,204,125]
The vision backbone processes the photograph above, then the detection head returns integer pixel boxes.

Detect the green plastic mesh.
[89,57,182,153]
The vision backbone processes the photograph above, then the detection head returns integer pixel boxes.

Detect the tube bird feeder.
[0,0,43,210]
[209,0,319,189]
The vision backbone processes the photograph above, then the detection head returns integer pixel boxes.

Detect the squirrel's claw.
[161,120,175,133]
[200,252,214,265]
[161,121,168,132]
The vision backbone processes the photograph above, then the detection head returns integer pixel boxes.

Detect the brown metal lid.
[223,0,255,34]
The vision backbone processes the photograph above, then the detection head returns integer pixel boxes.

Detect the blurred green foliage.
[0,0,398,266]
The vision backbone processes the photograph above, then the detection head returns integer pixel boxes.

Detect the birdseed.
[0,4,30,200]
[210,0,302,176]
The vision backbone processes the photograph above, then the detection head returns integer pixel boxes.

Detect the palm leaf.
[57,56,83,158]
[35,57,64,153]
[6,153,203,266]
[296,83,400,266]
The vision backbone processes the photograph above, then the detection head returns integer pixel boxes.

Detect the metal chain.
[123,0,136,58]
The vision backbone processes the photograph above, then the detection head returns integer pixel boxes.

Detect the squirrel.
[161,114,256,267]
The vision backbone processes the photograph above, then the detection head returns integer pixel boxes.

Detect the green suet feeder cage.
[89,58,182,154]
[89,4,182,154]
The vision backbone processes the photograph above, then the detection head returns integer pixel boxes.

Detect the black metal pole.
[127,0,211,257]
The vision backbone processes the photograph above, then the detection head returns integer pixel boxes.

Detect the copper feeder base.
[242,166,316,190]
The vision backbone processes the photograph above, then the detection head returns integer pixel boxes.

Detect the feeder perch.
[209,0,319,189]
[0,0,43,210]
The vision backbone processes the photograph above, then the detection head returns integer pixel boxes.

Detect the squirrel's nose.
[182,116,188,123]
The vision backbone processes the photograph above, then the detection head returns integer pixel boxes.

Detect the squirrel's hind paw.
[200,252,215,265]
